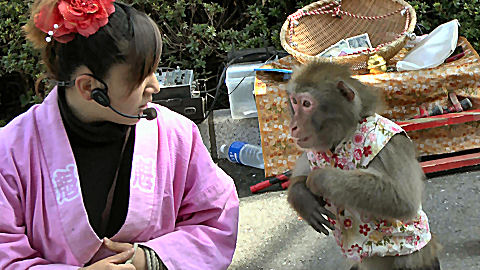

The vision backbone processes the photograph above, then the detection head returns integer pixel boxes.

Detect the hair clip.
[45,24,59,43]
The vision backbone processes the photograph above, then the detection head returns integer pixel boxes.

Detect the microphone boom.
[108,105,157,121]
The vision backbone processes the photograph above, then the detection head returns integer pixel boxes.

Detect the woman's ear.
[74,74,96,101]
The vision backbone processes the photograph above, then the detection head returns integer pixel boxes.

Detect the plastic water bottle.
[219,141,265,169]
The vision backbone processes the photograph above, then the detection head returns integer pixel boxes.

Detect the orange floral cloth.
[255,37,480,177]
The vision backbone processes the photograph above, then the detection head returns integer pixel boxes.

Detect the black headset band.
[54,73,109,91]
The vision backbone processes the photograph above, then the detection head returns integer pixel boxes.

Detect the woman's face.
[102,64,160,125]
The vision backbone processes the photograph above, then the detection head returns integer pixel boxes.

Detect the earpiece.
[91,87,110,107]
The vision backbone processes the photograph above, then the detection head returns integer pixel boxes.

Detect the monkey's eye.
[291,97,298,104]
[302,100,311,107]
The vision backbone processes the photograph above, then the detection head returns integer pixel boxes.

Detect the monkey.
[286,62,441,270]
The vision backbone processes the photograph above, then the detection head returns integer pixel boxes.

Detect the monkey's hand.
[288,179,335,235]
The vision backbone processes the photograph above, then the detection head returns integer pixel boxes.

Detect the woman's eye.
[303,100,311,107]
[292,98,297,104]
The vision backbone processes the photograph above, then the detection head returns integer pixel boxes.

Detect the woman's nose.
[152,85,160,94]
[147,73,161,94]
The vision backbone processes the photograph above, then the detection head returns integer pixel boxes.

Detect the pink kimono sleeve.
[0,173,78,270]
[143,125,240,270]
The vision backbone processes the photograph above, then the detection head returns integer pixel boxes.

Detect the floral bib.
[307,114,431,262]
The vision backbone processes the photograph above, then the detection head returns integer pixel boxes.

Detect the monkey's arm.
[306,134,424,219]
[288,153,335,235]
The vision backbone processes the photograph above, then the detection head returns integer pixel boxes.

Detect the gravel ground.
[217,160,480,270]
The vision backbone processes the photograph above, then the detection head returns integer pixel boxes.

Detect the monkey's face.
[287,62,368,152]
[287,82,360,152]
[288,92,331,151]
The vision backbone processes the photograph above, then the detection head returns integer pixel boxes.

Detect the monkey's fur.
[286,62,441,270]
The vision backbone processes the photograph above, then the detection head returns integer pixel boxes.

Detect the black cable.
[199,49,286,123]
[227,76,247,96]
[196,87,220,94]
[226,54,277,97]
[201,57,237,122]
[196,70,250,95]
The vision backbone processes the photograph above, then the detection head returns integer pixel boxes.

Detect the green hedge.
[1,0,480,125]
[126,0,312,73]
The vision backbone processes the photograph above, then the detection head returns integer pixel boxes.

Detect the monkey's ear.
[337,81,355,102]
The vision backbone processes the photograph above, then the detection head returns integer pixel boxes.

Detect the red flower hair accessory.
[34,0,116,43]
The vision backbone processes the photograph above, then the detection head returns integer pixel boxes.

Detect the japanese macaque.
[286,62,441,270]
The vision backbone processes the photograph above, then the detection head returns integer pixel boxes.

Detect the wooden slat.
[421,152,480,174]
[395,109,480,132]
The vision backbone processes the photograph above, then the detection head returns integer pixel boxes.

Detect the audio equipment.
[153,68,205,121]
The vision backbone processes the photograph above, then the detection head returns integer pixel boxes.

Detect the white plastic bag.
[396,19,459,71]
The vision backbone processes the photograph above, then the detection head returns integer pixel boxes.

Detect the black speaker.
[91,88,110,107]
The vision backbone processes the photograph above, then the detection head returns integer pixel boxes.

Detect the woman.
[0,1,239,269]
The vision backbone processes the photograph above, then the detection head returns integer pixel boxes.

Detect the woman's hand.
[103,238,147,270]
[79,248,135,269]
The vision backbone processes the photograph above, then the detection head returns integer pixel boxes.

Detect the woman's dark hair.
[26,1,162,90]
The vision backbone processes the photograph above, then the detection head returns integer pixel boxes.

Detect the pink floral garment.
[307,114,431,262]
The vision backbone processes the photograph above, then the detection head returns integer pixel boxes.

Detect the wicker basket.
[280,0,416,74]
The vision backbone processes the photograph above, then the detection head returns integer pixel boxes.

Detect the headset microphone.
[142,108,157,120]
[79,73,157,121]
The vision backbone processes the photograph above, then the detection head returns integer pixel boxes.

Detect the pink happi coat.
[0,88,239,269]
